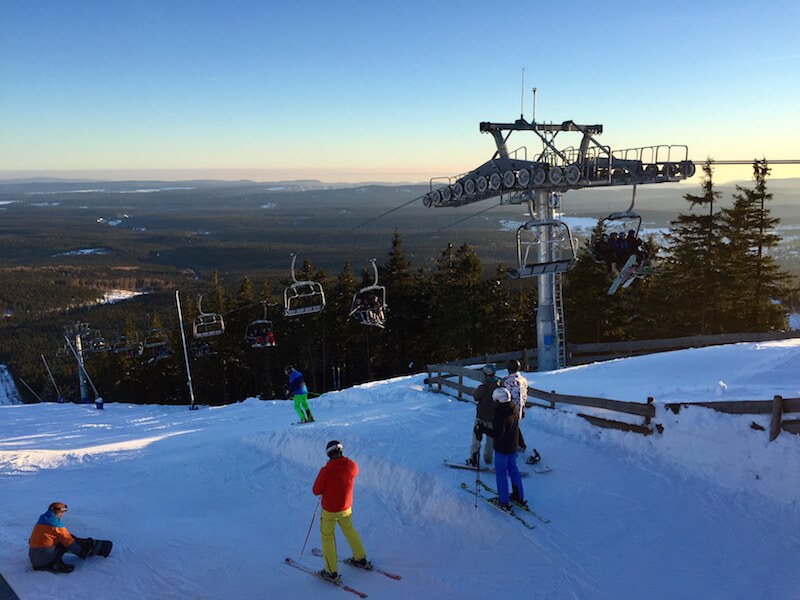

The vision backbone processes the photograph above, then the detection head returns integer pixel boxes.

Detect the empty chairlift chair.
[508,217,578,279]
[283,254,326,317]
[192,295,225,339]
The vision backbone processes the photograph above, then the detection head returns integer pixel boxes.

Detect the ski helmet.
[481,363,496,376]
[326,440,344,458]
[284,365,293,376]
[507,359,521,373]
[492,387,511,403]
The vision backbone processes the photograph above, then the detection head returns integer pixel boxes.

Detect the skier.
[312,440,370,582]
[285,365,313,423]
[28,502,96,573]
[490,388,527,511]
[503,360,540,467]
[502,359,528,420]
[466,364,500,467]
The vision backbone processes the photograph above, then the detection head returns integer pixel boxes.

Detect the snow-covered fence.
[568,331,800,365]
[425,363,657,435]
[527,388,656,436]
[665,395,800,442]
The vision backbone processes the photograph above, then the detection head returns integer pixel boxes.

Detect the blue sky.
[1,0,798,182]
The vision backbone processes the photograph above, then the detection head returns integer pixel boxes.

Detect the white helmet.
[492,387,511,403]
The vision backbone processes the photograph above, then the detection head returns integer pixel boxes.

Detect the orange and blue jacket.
[313,456,358,512]
[29,510,75,549]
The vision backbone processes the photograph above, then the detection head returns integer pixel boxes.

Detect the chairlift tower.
[64,322,92,402]
[423,112,695,371]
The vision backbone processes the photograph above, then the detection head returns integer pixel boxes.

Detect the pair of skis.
[607,255,654,295]
[459,482,537,529]
[472,480,550,523]
[284,548,401,598]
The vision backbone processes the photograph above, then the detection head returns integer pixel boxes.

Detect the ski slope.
[1,340,799,600]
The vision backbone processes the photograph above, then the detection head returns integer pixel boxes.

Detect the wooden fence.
[426,362,656,435]
[567,331,800,365]
[665,395,800,442]
[426,330,800,439]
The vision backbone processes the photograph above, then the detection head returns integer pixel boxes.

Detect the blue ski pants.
[494,451,524,505]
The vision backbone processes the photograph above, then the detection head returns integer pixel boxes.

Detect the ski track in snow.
[1,341,799,599]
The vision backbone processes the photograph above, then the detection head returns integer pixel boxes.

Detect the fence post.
[437,368,442,393]
[458,374,463,401]
[769,395,784,442]
[645,396,654,427]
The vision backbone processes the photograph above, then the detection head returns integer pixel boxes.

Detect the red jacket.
[313,456,358,512]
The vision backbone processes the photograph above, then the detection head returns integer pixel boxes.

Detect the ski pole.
[300,498,321,557]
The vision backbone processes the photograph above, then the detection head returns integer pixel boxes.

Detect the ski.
[459,483,535,529]
[444,460,529,477]
[474,480,550,523]
[529,463,553,475]
[607,254,638,295]
[284,557,367,598]
[311,548,401,580]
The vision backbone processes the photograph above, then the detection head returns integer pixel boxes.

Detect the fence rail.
[426,331,800,439]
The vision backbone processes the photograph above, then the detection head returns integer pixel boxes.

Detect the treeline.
[3,160,796,405]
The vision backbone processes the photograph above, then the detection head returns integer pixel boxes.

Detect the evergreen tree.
[660,160,727,334]
[719,160,792,331]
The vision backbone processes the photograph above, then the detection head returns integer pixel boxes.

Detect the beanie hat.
[492,387,511,403]
[481,363,496,376]
[326,440,343,458]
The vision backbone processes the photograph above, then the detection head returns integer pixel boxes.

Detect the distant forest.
[0,161,797,405]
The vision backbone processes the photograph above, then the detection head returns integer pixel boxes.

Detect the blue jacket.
[288,369,307,396]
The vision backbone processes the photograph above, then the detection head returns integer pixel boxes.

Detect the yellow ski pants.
[320,508,366,574]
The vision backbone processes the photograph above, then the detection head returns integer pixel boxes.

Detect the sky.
[1,339,799,599]
[1,0,799,183]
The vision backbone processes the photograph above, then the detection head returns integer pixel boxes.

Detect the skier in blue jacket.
[286,365,314,423]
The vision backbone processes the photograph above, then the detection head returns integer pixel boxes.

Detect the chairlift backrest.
[349,260,387,327]
[509,219,577,279]
[193,294,225,339]
[283,254,326,317]
[246,303,277,347]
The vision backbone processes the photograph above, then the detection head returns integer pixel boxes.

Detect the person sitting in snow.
[313,440,370,583]
[466,364,500,468]
[28,502,96,573]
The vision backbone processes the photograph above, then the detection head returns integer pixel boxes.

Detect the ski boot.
[465,452,479,468]
[488,497,513,514]
[345,557,373,570]
[318,569,340,583]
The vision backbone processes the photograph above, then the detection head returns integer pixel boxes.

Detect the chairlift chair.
[193,294,225,339]
[283,254,326,317]
[588,185,643,264]
[349,259,387,328]
[112,333,143,357]
[87,330,109,354]
[245,302,277,348]
[143,328,169,350]
[507,218,578,279]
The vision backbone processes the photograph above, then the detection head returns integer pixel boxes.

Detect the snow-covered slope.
[1,340,798,600]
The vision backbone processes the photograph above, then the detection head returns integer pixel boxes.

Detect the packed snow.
[1,339,799,599]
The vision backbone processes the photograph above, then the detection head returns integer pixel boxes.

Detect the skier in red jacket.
[312,440,370,582]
